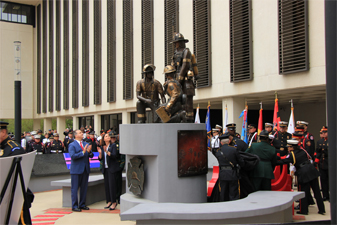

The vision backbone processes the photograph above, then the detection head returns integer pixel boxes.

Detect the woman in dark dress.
[98,133,119,210]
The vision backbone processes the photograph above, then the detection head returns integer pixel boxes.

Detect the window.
[48,0,54,112]
[164,0,179,67]
[63,0,69,110]
[82,0,89,107]
[72,0,79,108]
[107,0,116,102]
[193,0,211,87]
[142,0,153,69]
[37,4,41,114]
[0,1,35,26]
[42,0,47,113]
[230,0,253,82]
[56,0,61,111]
[130,111,155,124]
[123,0,133,100]
[101,114,122,134]
[278,0,308,74]
[78,116,94,129]
[94,0,102,105]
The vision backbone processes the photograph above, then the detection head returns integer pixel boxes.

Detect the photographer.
[245,130,277,191]
[211,134,244,201]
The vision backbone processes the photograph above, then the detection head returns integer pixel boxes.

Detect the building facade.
[0,0,326,140]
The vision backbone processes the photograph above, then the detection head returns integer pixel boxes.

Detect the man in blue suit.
[68,129,94,212]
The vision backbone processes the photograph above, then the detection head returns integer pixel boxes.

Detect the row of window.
[36,0,308,114]
[0,1,35,26]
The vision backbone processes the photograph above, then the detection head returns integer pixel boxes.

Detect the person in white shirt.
[42,133,50,145]
[211,128,221,150]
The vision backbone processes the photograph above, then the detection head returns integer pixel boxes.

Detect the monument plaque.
[178,130,207,177]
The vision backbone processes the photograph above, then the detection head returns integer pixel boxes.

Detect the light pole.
[14,41,21,143]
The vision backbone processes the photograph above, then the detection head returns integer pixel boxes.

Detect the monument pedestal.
[120,123,207,213]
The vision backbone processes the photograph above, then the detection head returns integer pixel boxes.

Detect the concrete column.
[122,111,130,124]
[222,97,245,133]
[57,117,66,140]
[33,119,41,131]
[94,114,101,134]
[72,116,78,131]
[43,118,52,134]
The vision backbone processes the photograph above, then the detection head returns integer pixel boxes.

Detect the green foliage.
[0,119,34,134]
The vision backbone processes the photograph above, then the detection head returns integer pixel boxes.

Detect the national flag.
[224,105,228,133]
[258,107,263,135]
[273,98,281,131]
[288,106,295,134]
[239,105,248,143]
[206,103,211,150]
[194,105,200,123]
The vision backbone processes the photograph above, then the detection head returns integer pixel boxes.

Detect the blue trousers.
[71,170,89,209]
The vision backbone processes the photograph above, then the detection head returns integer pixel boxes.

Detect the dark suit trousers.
[298,178,325,214]
[103,169,117,203]
[319,168,329,199]
[219,180,239,201]
[115,170,123,201]
[71,170,89,209]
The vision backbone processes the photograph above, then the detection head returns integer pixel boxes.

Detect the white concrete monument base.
[119,123,207,214]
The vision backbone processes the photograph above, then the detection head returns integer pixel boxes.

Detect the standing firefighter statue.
[156,65,186,123]
[171,33,198,123]
[136,64,166,123]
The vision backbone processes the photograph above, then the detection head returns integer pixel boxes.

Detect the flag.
[224,105,228,133]
[239,105,248,143]
[194,106,200,123]
[273,98,281,131]
[288,106,295,134]
[258,107,263,135]
[205,103,211,150]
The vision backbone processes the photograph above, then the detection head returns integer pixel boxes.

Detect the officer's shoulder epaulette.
[7,139,18,148]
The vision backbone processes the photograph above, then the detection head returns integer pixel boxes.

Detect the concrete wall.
[0,21,34,119]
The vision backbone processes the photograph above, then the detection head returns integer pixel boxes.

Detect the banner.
[258,107,263,135]
[194,106,200,123]
[206,104,211,150]
[224,105,228,133]
[273,98,281,131]
[239,105,248,143]
[288,107,295,134]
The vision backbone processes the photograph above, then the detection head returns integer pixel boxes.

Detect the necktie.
[80,142,84,150]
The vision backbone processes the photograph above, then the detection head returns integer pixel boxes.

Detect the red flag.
[258,108,263,135]
[273,98,281,131]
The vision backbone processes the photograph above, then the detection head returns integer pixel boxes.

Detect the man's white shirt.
[211,135,220,149]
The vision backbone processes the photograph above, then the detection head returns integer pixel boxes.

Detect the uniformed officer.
[265,123,275,134]
[211,128,220,151]
[247,124,257,147]
[297,121,315,158]
[46,133,64,154]
[136,64,166,123]
[277,139,325,215]
[84,131,99,152]
[315,126,329,201]
[171,33,198,123]
[26,131,36,152]
[211,134,244,201]
[226,123,241,139]
[64,130,74,153]
[29,135,45,154]
[246,130,277,191]
[159,65,186,123]
[0,121,26,157]
[273,121,292,156]
[215,125,223,136]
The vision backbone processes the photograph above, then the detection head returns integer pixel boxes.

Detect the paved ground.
[30,189,330,225]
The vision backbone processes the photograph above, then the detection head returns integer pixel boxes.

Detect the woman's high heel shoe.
[104,203,112,209]
[109,202,118,210]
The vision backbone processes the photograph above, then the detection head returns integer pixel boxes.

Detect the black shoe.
[323,197,329,201]
[80,206,90,210]
[309,202,315,205]
[296,211,308,215]
[72,208,82,212]
[318,211,325,215]
[109,202,118,211]
[294,205,300,210]
[295,200,299,203]
[104,203,112,209]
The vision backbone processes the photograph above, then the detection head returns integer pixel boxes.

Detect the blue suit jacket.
[68,141,94,175]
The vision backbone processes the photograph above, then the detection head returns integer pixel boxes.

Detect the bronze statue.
[136,64,166,123]
[171,33,198,123]
[156,65,186,123]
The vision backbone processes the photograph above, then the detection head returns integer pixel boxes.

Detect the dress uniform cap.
[110,133,116,138]
[215,124,223,129]
[89,131,95,135]
[54,133,59,137]
[279,121,288,127]
[219,133,230,140]
[259,130,269,137]
[248,124,257,129]
[296,121,309,126]
[265,123,273,127]
[212,128,220,132]
[37,129,42,133]
[31,131,37,135]
[49,135,54,139]
[295,126,304,132]
[287,139,299,146]
[142,64,156,74]
[170,33,189,44]
[34,134,41,139]
[0,121,9,129]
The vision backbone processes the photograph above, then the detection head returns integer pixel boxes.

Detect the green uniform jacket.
[245,141,277,179]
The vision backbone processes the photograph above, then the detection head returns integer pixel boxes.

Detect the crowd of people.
[209,121,329,216]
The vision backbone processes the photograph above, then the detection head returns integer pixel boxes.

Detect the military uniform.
[30,142,45,154]
[315,137,329,200]
[212,142,244,201]
[46,140,64,154]
[304,131,315,158]
[246,141,277,191]
[247,132,257,146]
[232,137,248,152]
[64,137,74,153]
[0,136,26,157]
[278,143,325,215]
[273,131,292,156]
